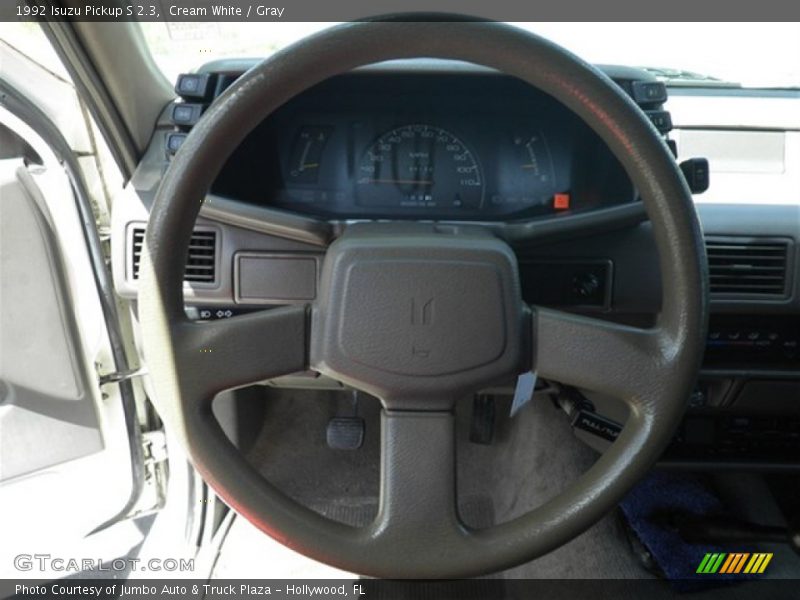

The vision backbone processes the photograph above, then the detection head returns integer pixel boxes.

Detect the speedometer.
[355,125,484,211]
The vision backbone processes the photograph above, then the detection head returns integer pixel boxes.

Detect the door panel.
[0,160,103,479]
[0,108,136,554]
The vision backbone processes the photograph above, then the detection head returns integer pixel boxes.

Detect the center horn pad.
[310,230,527,409]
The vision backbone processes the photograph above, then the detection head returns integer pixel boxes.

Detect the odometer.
[355,124,484,211]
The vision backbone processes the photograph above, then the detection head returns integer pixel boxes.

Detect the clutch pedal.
[326,391,365,450]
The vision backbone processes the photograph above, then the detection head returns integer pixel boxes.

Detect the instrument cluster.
[211,73,635,221]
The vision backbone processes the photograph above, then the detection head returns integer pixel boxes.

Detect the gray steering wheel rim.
[139,21,708,578]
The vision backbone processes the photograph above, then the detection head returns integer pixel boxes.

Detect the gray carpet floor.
[212,388,798,597]
[213,389,648,580]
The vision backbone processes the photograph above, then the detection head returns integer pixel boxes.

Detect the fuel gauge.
[287,126,332,184]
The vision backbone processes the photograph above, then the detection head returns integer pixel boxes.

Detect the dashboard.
[117,60,800,470]
[211,74,634,221]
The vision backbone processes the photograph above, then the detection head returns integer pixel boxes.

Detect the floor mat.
[620,471,756,591]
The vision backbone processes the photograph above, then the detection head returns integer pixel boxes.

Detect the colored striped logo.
[696,552,773,574]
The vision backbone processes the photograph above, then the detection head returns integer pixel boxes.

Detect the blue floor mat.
[620,471,757,592]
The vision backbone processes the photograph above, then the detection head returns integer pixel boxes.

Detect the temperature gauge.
[490,130,556,213]
[513,133,551,183]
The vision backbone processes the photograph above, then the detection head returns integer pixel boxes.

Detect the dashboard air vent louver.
[705,239,788,297]
[131,227,217,283]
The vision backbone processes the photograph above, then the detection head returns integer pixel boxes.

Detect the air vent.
[705,239,788,296]
[131,227,217,284]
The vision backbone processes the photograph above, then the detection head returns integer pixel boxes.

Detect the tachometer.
[355,124,484,210]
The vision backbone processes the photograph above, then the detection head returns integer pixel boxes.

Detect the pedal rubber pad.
[326,417,365,450]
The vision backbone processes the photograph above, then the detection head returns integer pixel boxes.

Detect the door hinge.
[97,366,148,386]
[128,429,169,517]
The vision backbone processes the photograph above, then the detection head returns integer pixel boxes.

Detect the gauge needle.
[366,178,434,185]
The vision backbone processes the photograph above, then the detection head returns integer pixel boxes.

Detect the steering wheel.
[139,21,708,578]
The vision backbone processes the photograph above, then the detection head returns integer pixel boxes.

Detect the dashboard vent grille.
[131,227,217,283]
[705,239,788,296]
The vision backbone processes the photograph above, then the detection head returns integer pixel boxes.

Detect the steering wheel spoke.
[370,410,467,547]
[533,306,669,405]
[173,305,308,404]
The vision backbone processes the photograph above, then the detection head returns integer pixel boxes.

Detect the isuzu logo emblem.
[410,297,435,358]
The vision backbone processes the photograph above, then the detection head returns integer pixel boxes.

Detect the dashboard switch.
[165,132,187,156]
[171,103,204,127]
[645,110,673,134]
[553,192,571,210]
[175,73,213,100]
[679,158,710,194]
[520,260,611,309]
[631,81,668,104]
[573,272,601,299]
[666,139,678,158]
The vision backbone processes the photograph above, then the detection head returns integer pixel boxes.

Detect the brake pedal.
[326,391,365,450]
[326,417,365,450]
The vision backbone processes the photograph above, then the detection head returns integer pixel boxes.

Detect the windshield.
[140,22,800,89]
